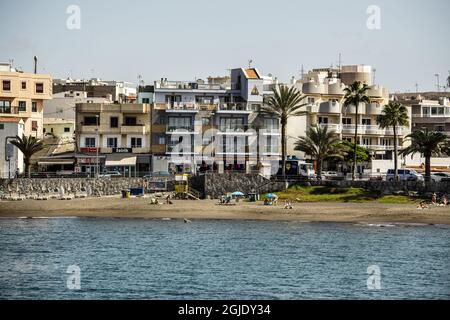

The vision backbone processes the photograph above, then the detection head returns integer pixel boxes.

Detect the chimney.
[33,56,37,74]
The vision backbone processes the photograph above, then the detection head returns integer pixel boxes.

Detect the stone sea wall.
[202,172,287,199]
[0,178,148,197]
[303,180,450,195]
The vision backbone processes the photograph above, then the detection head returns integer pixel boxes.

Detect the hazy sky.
[1,0,449,92]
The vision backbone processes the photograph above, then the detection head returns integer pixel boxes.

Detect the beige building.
[0,63,52,138]
[75,102,152,175]
[43,118,75,139]
[288,65,411,175]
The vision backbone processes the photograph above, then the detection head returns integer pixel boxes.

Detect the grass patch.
[275,185,422,204]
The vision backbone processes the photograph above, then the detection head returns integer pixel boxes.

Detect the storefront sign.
[113,148,132,153]
[80,147,99,153]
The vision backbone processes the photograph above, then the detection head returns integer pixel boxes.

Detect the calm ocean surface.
[0,218,449,299]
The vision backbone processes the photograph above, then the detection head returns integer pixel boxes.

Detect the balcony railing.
[217,103,249,111]
[166,125,195,133]
[218,124,250,132]
[318,124,410,136]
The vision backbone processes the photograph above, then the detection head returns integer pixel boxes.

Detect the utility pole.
[435,74,440,92]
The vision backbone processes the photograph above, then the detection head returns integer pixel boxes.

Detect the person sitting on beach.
[417,201,429,210]
[283,201,293,209]
[431,193,437,205]
[442,195,448,206]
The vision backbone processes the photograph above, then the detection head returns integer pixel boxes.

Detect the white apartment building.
[288,65,410,174]
[0,118,24,178]
[148,68,280,175]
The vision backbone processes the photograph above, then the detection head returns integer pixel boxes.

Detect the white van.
[386,169,423,182]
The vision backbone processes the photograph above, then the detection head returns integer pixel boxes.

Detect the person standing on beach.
[15,168,19,179]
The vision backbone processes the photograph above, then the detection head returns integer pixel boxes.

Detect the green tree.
[294,125,346,179]
[400,129,448,181]
[261,85,308,179]
[376,102,409,181]
[341,140,370,172]
[9,134,45,178]
[343,81,371,180]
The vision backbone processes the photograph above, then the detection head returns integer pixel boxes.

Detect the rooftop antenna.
[415,83,419,94]
[435,74,440,92]
[373,68,377,85]
[338,53,342,71]
[33,56,37,74]
[8,59,14,68]
[300,64,305,79]
[248,59,253,68]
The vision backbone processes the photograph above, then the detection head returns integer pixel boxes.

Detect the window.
[362,118,371,125]
[131,137,142,148]
[142,98,150,103]
[21,81,27,90]
[0,100,11,113]
[35,83,44,93]
[32,102,37,112]
[50,128,54,133]
[250,104,260,111]
[18,101,26,112]
[153,134,166,145]
[64,127,70,132]
[308,97,315,104]
[342,118,352,125]
[31,121,38,131]
[84,116,99,125]
[202,117,211,126]
[124,117,137,125]
[0,124,4,130]
[107,137,118,148]
[2,80,11,91]
[362,138,370,146]
[168,116,192,131]
[110,117,119,128]
[318,117,328,124]
[85,137,96,147]
[219,117,244,131]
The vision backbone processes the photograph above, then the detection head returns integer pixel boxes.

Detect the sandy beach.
[0,197,449,225]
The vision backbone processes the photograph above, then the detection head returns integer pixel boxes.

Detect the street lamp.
[95,114,100,178]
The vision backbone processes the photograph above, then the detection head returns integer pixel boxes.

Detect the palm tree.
[400,129,448,181]
[260,85,308,178]
[343,81,371,180]
[294,125,345,179]
[376,102,409,181]
[9,134,45,178]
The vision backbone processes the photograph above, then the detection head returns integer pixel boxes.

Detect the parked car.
[386,169,423,182]
[323,171,345,180]
[98,170,122,178]
[430,172,450,182]
[143,171,173,179]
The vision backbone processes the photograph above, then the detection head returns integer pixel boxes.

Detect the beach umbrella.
[231,191,245,196]
[265,193,277,198]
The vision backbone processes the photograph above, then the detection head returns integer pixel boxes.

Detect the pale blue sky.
[0,0,449,92]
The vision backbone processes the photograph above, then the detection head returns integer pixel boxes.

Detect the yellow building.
[0,63,52,138]
[43,118,75,139]
[74,102,152,175]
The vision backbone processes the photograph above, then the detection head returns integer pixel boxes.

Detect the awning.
[105,154,137,166]
[38,160,74,165]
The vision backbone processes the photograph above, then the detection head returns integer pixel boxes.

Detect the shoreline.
[0,197,449,225]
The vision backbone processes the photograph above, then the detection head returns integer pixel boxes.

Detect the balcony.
[342,104,366,114]
[0,106,19,115]
[363,145,395,151]
[76,103,103,113]
[166,125,197,134]
[77,125,100,134]
[132,147,151,154]
[366,103,382,115]
[301,82,327,94]
[317,123,342,133]
[318,101,340,114]
[216,103,251,113]
[340,125,409,136]
[158,102,200,112]
[121,124,149,134]
[261,127,280,135]
[217,124,253,135]
[121,103,150,113]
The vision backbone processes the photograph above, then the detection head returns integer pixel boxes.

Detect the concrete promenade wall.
[0,177,148,197]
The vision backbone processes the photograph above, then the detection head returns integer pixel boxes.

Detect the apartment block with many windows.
[74,102,151,176]
[0,62,52,138]
[148,68,280,174]
[289,65,411,174]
